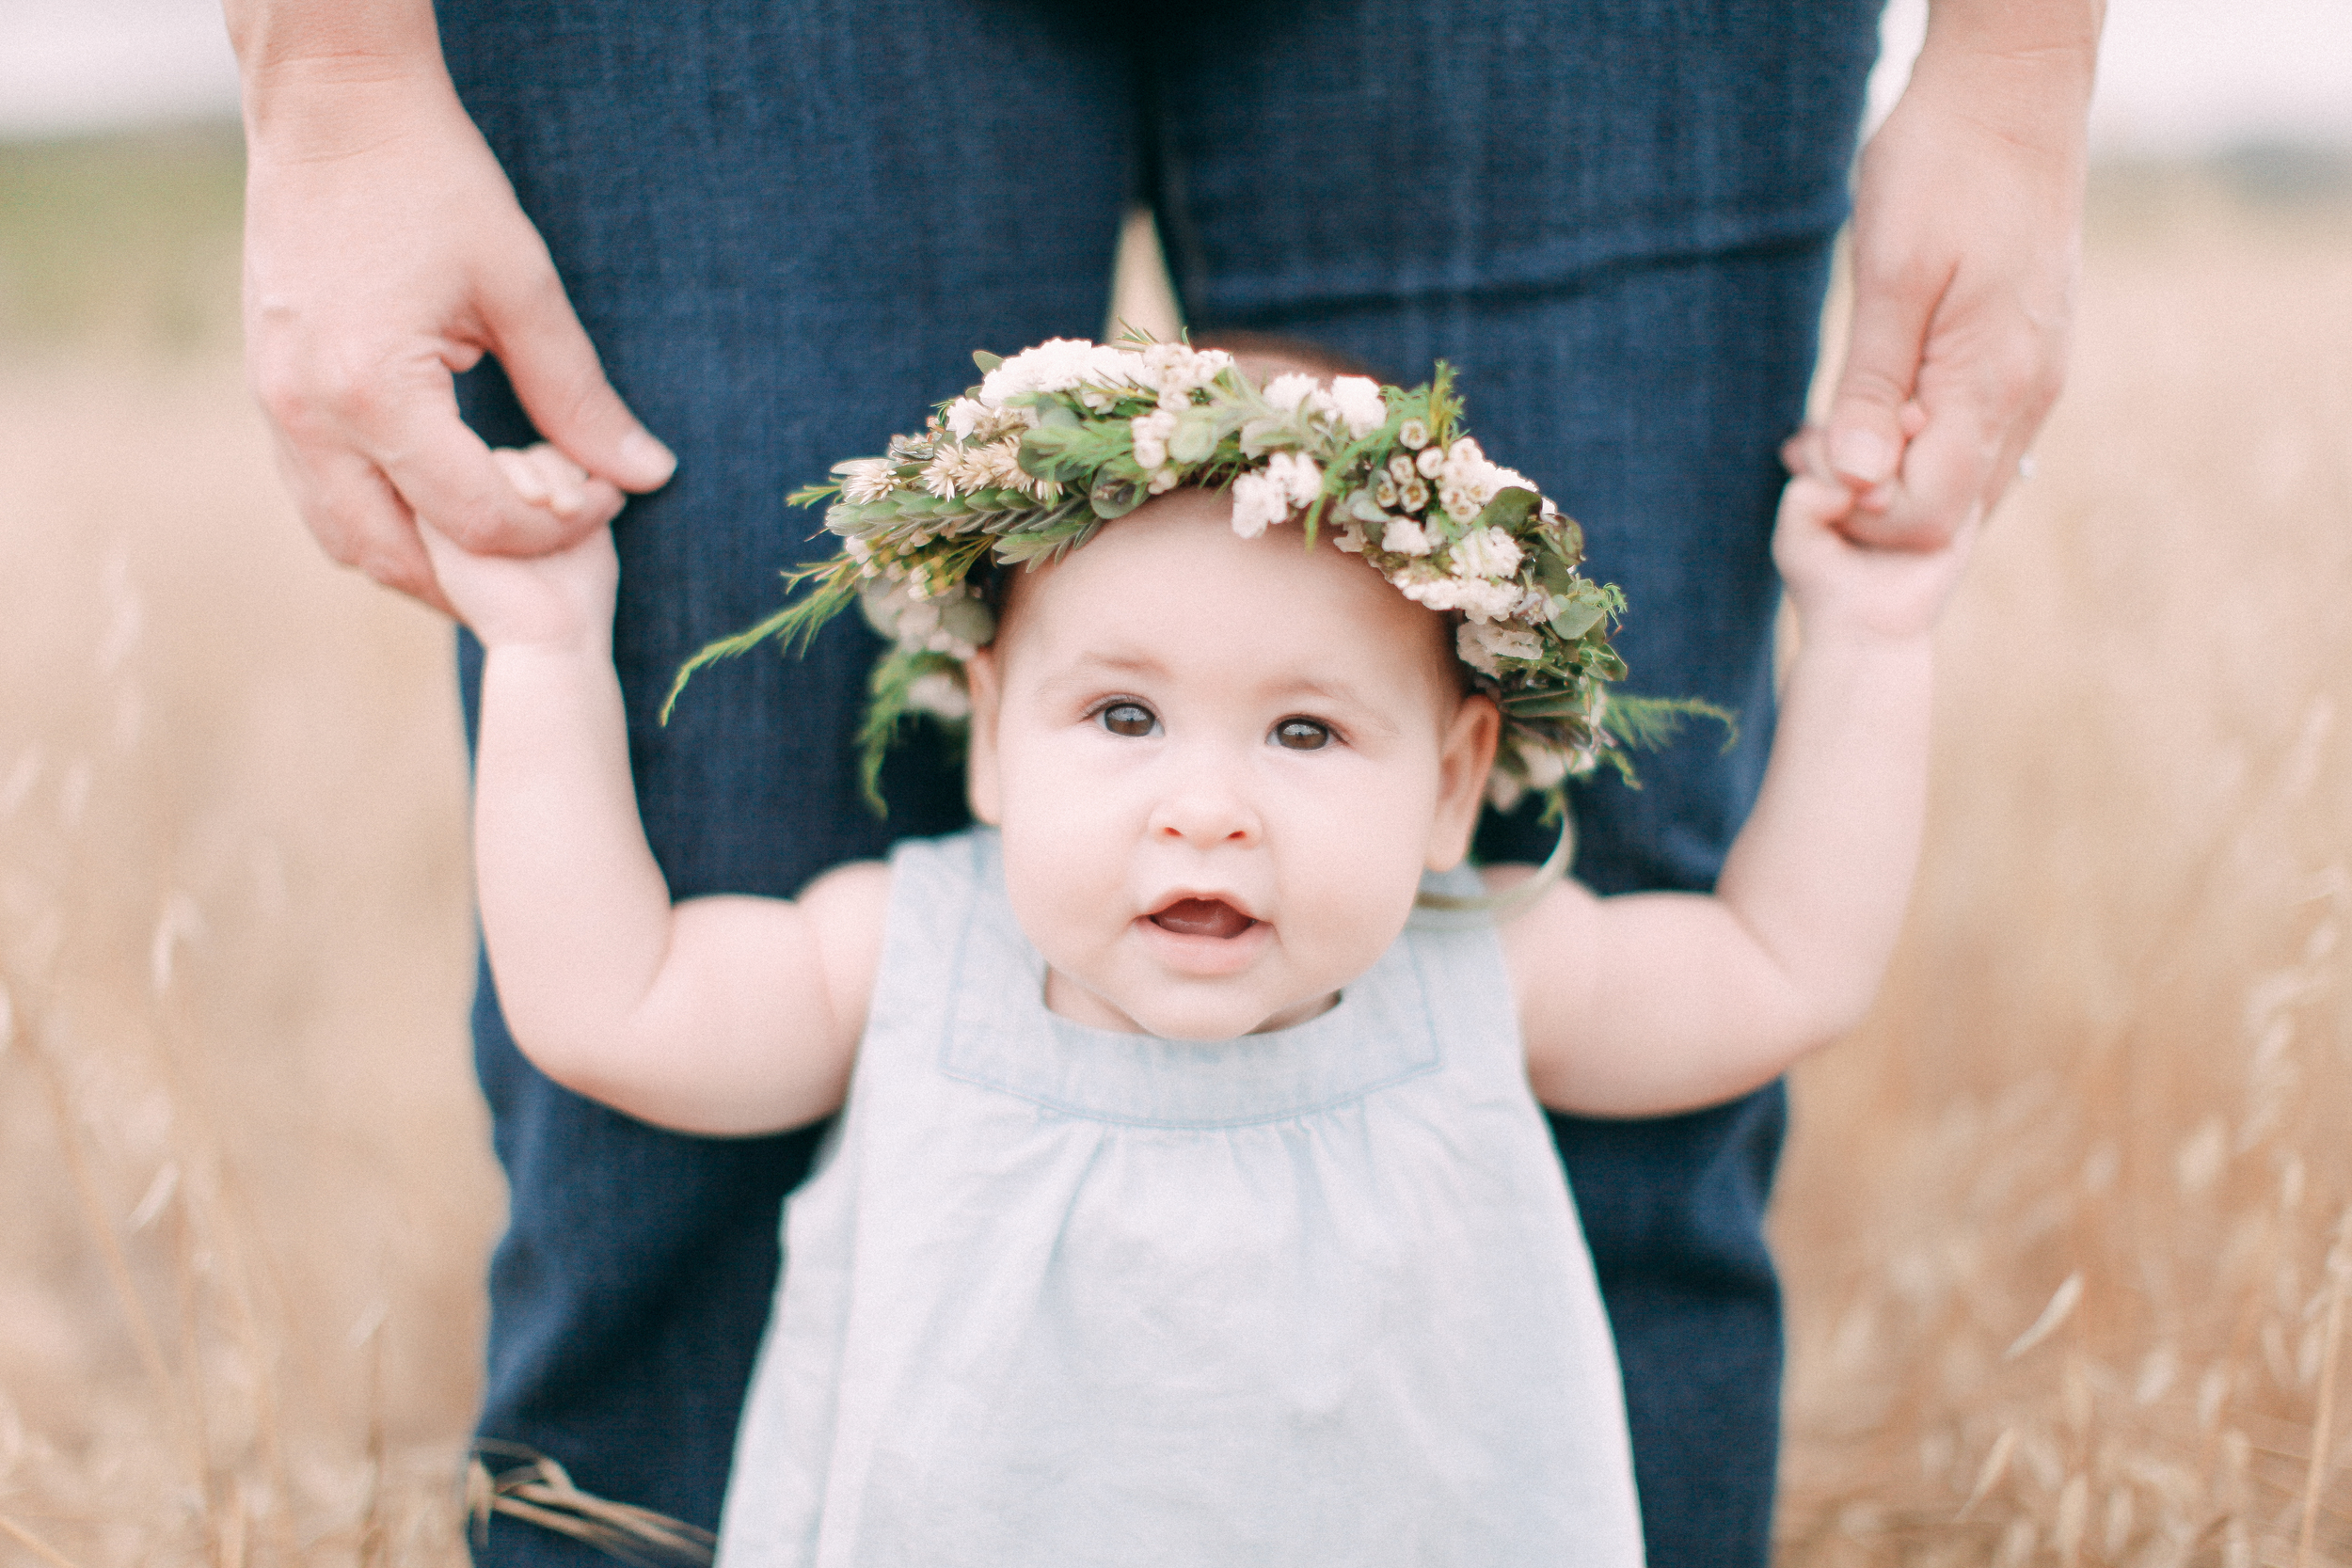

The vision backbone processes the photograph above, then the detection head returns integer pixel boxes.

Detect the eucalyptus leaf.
[972,350,1003,372]
[1089,475,1145,519]
[1474,486,1539,532]
[1549,601,1605,640]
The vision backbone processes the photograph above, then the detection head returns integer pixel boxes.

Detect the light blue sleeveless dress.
[715,829,1644,1566]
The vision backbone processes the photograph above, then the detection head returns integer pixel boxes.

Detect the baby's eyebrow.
[1060,649,1169,681]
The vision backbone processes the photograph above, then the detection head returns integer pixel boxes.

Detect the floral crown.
[665,334,1711,815]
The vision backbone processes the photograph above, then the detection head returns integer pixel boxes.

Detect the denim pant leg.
[437,3,1133,1558]
[1151,5,1879,1563]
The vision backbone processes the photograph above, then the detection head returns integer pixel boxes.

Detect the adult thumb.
[487,262,676,493]
[1823,262,1941,490]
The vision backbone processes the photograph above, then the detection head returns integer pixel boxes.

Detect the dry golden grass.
[2,131,2347,1564]
[1774,170,2352,1564]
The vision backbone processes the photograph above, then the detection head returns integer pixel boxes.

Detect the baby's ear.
[1426,693,1499,871]
[963,649,1005,827]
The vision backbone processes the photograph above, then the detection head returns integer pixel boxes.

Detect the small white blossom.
[1138,341,1233,404]
[1230,471,1289,539]
[1416,445,1447,478]
[1457,618,1544,676]
[944,398,987,439]
[1328,375,1386,437]
[1519,743,1571,790]
[905,670,972,720]
[1262,372,1320,415]
[1375,473,1398,509]
[1398,418,1430,451]
[1387,453,1417,486]
[1399,476,1430,513]
[1439,483,1480,524]
[977,338,1136,407]
[1334,521,1369,553]
[1265,450,1324,507]
[1381,517,1433,556]
[1451,527,1526,580]
[1395,571,1522,622]
[1130,407,1179,471]
[1147,467,1181,494]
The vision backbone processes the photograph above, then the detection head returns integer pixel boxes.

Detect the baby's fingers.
[493,444,627,533]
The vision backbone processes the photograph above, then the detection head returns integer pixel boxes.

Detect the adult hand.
[421,448,624,654]
[1822,3,2103,549]
[236,24,673,616]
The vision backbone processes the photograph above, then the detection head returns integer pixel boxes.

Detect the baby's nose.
[1147,765,1261,847]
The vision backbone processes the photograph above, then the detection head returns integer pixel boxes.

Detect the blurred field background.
[5,95,2352,1568]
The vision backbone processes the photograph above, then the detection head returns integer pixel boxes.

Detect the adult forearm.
[224,0,452,135]
[1918,0,2104,92]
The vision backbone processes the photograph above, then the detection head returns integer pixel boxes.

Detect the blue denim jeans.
[441,3,1879,1562]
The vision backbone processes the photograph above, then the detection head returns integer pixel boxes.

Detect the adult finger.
[484,261,675,494]
[1824,252,1947,492]
[1842,394,1989,551]
[518,443,627,529]
[278,432,456,616]
[369,375,600,559]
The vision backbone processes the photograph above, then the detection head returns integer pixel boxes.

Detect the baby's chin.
[1042,968,1340,1041]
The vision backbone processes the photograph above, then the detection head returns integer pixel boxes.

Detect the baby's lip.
[1146,894,1261,941]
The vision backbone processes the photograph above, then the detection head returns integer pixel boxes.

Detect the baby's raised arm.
[423,447,882,1135]
[1507,430,1976,1117]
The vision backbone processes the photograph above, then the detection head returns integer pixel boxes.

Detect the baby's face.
[965,489,1496,1041]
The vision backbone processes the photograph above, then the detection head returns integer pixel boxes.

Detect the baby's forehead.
[995,486,1464,692]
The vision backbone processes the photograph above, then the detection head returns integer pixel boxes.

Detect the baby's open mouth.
[1149,898,1259,941]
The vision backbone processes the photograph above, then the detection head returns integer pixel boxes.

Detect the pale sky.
[3,0,2348,155]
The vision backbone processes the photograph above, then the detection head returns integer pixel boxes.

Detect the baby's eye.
[1098,701,1159,737]
[1272,718,1333,752]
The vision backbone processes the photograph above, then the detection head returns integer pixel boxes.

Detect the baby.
[427,339,1965,1566]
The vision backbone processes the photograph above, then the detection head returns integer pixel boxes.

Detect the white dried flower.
[1416,445,1447,478]
[1230,470,1289,539]
[944,398,988,439]
[1334,521,1369,553]
[1398,418,1430,451]
[972,438,1026,491]
[921,452,964,499]
[1439,483,1479,524]
[1381,517,1433,556]
[1399,476,1430,513]
[837,458,898,505]
[1387,453,1417,485]
[1451,527,1526,580]
[1328,375,1386,437]
[1375,474,1398,509]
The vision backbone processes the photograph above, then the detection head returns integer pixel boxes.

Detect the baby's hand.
[1772,420,1978,642]
[420,445,625,651]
